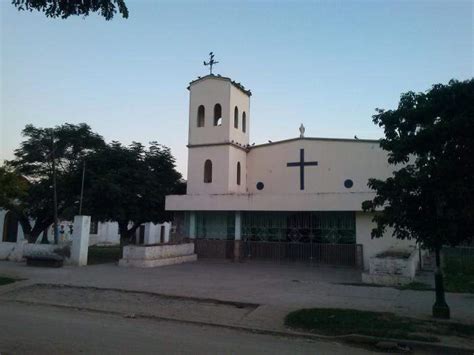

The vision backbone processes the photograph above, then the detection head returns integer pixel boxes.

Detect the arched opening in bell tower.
[234,106,239,129]
[237,162,241,185]
[197,105,205,127]
[214,104,222,126]
[204,160,213,183]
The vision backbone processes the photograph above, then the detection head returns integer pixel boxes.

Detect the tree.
[2,123,105,243]
[0,167,28,207]
[362,79,474,319]
[82,141,182,249]
[0,167,29,237]
[12,0,128,20]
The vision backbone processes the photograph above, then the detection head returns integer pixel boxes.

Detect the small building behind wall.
[0,209,170,248]
[166,73,417,268]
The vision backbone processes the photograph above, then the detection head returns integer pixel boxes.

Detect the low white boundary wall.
[0,241,71,262]
[362,247,419,285]
[119,243,197,268]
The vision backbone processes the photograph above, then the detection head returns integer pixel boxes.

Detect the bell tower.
[188,75,250,146]
[186,73,251,195]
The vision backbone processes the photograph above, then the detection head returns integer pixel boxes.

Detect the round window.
[344,179,354,188]
[256,182,264,190]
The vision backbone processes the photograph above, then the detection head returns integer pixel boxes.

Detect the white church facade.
[166,74,416,268]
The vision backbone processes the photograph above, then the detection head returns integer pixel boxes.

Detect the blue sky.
[1,0,472,176]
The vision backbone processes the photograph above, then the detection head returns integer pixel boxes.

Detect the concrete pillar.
[164,222,171,243]
[143,223,155,245]
[17,223,25,242]
[0,208,8,242]
[71,215,91,266]
[0,209,6,241]
[189,212,196,240]
[234,211,242,261]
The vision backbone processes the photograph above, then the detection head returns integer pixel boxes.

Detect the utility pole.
[51,130,59,244]
[79,160,86,215]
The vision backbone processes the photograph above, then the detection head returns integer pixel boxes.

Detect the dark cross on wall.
[287,149,318,190]
[203,52,219,75]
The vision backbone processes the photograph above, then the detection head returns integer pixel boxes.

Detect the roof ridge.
[188,74,252,96]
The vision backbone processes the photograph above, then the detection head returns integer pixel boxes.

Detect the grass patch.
[0,276,19,286]
[285,308,474,342]
[443,256,474,293]
[338,282,433,291]
[397,281,433,291]
[87,246,121,265]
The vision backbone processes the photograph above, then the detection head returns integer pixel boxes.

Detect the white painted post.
[164,222,171,243]
[71,215,91,266]
[189,212,196,239]
[235,211,241,241]
[17,224,25,242]
[0,210,6,238]
[143,223,154,245]
[234,211,242,261]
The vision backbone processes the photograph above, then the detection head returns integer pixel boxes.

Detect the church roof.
[249,136,381,149]
[188,74,252,96]
[187,136,381,152]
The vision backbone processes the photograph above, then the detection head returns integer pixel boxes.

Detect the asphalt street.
[0,302,376,355]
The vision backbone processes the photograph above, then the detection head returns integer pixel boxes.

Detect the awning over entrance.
[165,192,376,212]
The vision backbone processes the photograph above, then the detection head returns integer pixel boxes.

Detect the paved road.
[0,302,375,355]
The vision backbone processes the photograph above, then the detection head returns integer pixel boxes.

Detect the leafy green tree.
[2,123,105,243]
[0,167,29,236]
[362,79,474,319]
[82,141,182,248]
[0,167,28,207]
[12,0,128,20]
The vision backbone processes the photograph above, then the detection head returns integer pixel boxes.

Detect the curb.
[5,297,473,354]
[3,282,260,309]
[0,279,36,296]
[340,334,473,354]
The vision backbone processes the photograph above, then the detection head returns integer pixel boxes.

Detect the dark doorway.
[160,225,165,243]
[2,212,19,243]
[138,225,145,244]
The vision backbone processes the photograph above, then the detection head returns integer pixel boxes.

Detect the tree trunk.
[40,230,49,244]
[432,245,450,319]
[117,221,143,257]
[118,221,130,258]
[17,215,34,243]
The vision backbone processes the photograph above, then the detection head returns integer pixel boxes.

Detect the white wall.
[0,241,71,262]
[356,212,417,270]
[188,77,231,146]
[89,221,120,245]
[144,222,171,244]
[185,138,394,197]
[247,138,393,194]
[90,221,171,246]
[187,145,231,194]
[228,146,247,193]
[167,191,375,211]
[188,76,250,147]
[228,84,250,146]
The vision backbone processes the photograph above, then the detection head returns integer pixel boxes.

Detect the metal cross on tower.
[203,52,219,75]
[287,149,318,190]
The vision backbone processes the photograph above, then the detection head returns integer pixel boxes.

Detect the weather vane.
[204,52,219,75]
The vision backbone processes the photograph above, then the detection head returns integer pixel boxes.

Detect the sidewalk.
[2,260,474,352]
[1,260,473,324]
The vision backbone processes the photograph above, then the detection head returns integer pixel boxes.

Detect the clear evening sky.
[1,0,472,176]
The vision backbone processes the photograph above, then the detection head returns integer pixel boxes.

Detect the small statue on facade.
[299,123,305,138]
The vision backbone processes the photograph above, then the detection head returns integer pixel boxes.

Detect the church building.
[165,73,415,269]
